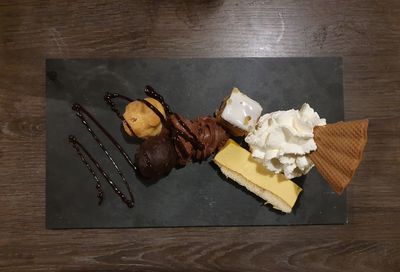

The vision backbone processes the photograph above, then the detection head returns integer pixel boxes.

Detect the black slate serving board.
[46,58,346,229]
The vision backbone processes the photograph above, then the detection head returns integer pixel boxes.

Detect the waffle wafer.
[309,119,369,194]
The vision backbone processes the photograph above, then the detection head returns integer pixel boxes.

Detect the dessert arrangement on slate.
[45,58,353,228]
[69,85,368,214]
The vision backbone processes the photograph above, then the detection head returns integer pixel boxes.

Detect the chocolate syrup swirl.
[104,92,136,136]
[104,92,133,118]
[105,87,203,151]
[69,136,104,205]
[145,86,204,150]
[70,85,216,206]
[143,86,203,150]
[144,85,172,115]
[104,92,169,134]
[174,114,204,150]
[72,103,136,170]
[138,99,168,126]
[70,103,135,208]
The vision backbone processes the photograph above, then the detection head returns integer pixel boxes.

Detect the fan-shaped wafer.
[309,119,369,194]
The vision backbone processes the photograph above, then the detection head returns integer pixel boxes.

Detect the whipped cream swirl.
[245,103,326,179]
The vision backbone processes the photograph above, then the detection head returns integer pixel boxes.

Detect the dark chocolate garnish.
[69,103,135,208]
[144,85,172,115]
[69,85,228,205]
[104,92,136,136]
[69,135,104,205]
[105,87,203,151]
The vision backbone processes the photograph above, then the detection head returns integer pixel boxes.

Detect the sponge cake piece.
[214,139,302,213]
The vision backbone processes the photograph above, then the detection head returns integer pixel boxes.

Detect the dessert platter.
[46,58,367,228]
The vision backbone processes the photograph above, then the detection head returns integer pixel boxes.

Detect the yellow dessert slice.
[214,139,302,213]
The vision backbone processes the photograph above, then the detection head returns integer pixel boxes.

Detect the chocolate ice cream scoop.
[135,134,177,180]
[193,117,229,161]
[170,114,229,165]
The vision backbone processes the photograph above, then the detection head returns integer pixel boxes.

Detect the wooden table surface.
[0,1,399,271]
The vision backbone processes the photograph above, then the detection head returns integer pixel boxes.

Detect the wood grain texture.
[0,0,399,271]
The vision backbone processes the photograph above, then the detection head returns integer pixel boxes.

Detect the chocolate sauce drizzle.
[173,114,205,150]
[144,85,204,150]
[70,85,207,207]
[69,136,104,205]
[144,85,172,115]
[104,92,136,136]
[105,87,204,151]
[104,92,167,126]
[69,103,135,208]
